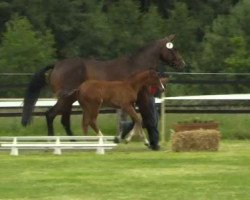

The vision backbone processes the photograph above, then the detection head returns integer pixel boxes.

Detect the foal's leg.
[82,111,90,135]
[138,127,149,147]
[122,105,149,145]
[87,102,103,136]
[81,100,103,136]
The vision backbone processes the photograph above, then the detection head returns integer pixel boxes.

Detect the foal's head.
[159,34,186,71]
[145,70,165,92]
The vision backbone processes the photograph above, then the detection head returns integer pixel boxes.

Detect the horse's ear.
[161,34,176,47]
[167,34,176,41]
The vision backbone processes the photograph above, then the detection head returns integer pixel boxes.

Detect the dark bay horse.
[21,34,185,150]
[77,70,164,146]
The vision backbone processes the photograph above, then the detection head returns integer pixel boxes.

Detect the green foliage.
[0,15,56,72]
[200,0,250,73]
[140,6,166,42]
[225,36,250,72]
[0,1,12,33]
[191,0,250,94]
[165,2,198,68]
[107,0,143,56]
[66,0,113,58]
[0,0,249,96]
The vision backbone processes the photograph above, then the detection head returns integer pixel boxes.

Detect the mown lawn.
[0,140,249,200]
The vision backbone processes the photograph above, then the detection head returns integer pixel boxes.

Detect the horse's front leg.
[114,109,123,143]
[138,128,149,147]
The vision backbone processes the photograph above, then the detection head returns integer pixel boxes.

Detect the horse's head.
[147,70,166,93]
[159,34,186,71]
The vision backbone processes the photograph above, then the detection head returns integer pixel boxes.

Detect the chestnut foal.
[77,70,165,145]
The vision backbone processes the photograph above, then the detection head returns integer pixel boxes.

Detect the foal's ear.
[160,77,169,84]
[149,69,157,76]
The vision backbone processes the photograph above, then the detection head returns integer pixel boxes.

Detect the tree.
[224,36,250,72]
[106,0,144,57]
[0,1,12,34]
[192,0,250,94]
[0,15,56,72]
[200,0,250,73]
[165,2,198,68]
[65,0,113,58]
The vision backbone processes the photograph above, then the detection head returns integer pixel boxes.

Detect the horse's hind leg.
[90,120,103,136]
[45,97,70,136]
[82,112,102,136]
[45,106,58,136]
[90,116,103,136]
[61,111,73,136]
[82,112,90,135]
[88,103,103,136]
[61,98,75,136]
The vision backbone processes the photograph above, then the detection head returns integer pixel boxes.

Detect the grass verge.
[0,113,250,139]
[0,140,249,200]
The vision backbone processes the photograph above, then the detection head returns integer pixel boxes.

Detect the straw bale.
[171,129,220,152]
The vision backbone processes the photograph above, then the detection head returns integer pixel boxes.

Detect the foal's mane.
[125,69,156,82]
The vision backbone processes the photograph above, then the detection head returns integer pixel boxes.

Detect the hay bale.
[171,129,220,152]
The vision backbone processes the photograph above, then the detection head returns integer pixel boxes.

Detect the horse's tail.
[21,65,54,126]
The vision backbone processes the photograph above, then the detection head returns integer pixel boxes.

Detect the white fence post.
[96,136,105,155]
[53,137,62,155]
[10,137,18,156]
[160,93,166,143]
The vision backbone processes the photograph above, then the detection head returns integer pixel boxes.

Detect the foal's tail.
[21,65,53,126]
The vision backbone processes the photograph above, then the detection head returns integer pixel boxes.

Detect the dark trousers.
[141,95,159,148]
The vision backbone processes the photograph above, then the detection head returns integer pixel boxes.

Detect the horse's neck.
[129,73,149,93]
[130,41,161,70]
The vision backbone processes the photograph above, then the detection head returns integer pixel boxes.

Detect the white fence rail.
[1,94,250,146]
[0,136,117,156]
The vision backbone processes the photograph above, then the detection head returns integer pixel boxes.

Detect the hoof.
[149,145,160,151]
[144,143,149,147]
[114,137,120,144]
[124,139,129,144]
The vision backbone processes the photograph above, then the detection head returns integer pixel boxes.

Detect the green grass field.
[1,113,250,139]
[0,140,249,200]
[0,114,250,199]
